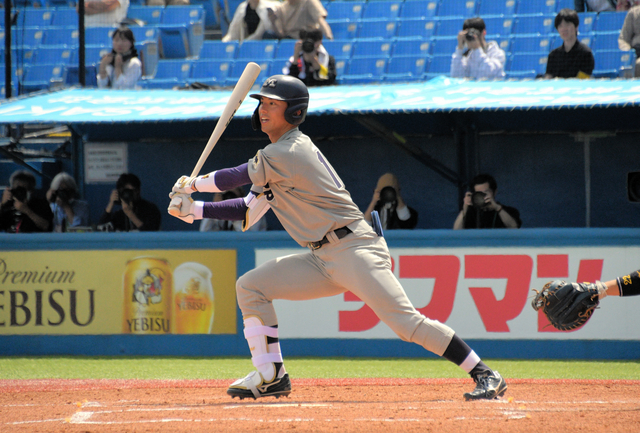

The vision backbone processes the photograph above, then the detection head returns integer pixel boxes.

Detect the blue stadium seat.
[10,27,46,48]
[391,38,431,57]
[43,27,79,47]
[12,48,36,65]
[424,54,450,78]
[131,27,161,45]
[578,33,594,48]
[555,0,574,11]
[361,1,402,20]
[358,20,398,39]
[34,47,76,65]
[483,16,514,38]
[51,7,78,27]
[160,6,206,57]
[507,52,548,78]
[199,40,238,59]
[334,58,348,82]
[146,59,192,88]
[430,36,458,55]
[17,8,54,27]
[511,34,555,53]
[326,1,365,22]
[188,59,232,86]
[84,27,112,47]
[513,14,556,35]
[516,0,557,15]
[62,64,98,87]
[436,17,465,38]
[399,0,438,19]
[592,50,636,78]
[84,46,111,65]
[274,39,297,61]
[327,20,359,39]
[352,39,393,58]
[139,40,160,77]
[385,55,428,82]
[396,18,437,39]
[189,0,220,28]
[592,32,621,51]
[127,6,164,25]
[577,12,596,33]
[159,27,190,58]
[478,0,516,16]
[226,60,271,87]
[494,37,512,52]
[21,64,64,93]
[594,11,627,32]
[437,0,478,18]
[235,40,277,60]
[322,39,354,60]
[341,57,387,84]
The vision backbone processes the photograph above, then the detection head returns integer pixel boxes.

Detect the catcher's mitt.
[531,280,603,331]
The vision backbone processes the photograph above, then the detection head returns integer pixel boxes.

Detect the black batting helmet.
[250,75,309,131]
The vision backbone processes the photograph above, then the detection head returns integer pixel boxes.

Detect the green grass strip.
[1,357,639,381]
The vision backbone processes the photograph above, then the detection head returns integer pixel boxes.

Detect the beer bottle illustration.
[122,257,172,334]
[172,262,215,334]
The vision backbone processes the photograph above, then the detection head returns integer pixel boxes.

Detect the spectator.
[545,9,595,78]
[363,173,418,230]
[147,0,188,6]
[617,0,640,10]
[46,172,90,232]
[222,0,282,42]
[265,0,333,40]
[283,29,337,86]
[451,17,506,80]
[99,173,161,232]
[97,26,142,90]
[0,170,53,233]
[575,0,617,12]
[453,174,521,230]
[200,187,268,231]
[81,0,129,28]
[619,4,640,77]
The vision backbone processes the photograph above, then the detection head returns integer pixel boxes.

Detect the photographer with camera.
[453,174,521,230]
[451,17,505,80]
[363,173,418,230]
[99,173,161,232]
[283,29,337,87]
[46,172,90,232]
[199,187,268,232]
[0,170,53,233]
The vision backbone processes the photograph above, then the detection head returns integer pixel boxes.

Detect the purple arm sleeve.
[215,163,251,191]
[202,197,248,221]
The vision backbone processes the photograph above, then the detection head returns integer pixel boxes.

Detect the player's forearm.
[453,210,465,230]
[200,197,248,221]
[195,163,251,193]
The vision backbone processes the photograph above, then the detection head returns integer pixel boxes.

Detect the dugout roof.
[1,76,639,141]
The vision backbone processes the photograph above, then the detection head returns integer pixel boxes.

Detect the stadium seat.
[50,7,79,27]
[396,18,437,39]
[199,40,238,59]
[160,6,205,57]
[62,64,98,87]
[322,39,354,60]
[358,20,398,39]
[436,17,465,38]
[189,0,220,28]
[511,34,555,53]
[226,60,271,87]
[84,46,111,65]
[516,0,557,15]
[361,1,402,20]
[391,38,431,57]
[430,36,459,55]
[139,40,160,77]
[188,59,232,86]
[84,27,112,47]
[507,52,548,78]
[10,27,45,48]
[235,40,277,60]
[326,1,365,22]
[592,50,636,78]
[352,39,393,58]
[17,8,54,27]
[127,6,164,25]
[385,55,428,82]
[477,0,516,16]
[34,47,76,65]
[43,27,79,47]
[146,59,192,88]
[274,39,296,61]
[578,12,596,33]
[513,14,556,35]
[437,0,478,18]
[334,58,348,82]
[159,27,190,58]
[591,32,621,52]
[556,0,574,11]
[483,16,514,38]
[424,54,450,78]
[579,33,594,48]
[21,64,64,93]
[341,57,387,84]
[327,20,359,40]
[399,0,438,19]
[594,11,627,33]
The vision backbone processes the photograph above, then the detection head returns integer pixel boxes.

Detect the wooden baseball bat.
[169,62,261,217]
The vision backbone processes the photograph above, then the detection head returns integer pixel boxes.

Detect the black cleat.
[227,371,292,400]
[463,370,507,401]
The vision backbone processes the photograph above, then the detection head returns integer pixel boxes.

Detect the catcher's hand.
[531,280,605,331]
[168,192,195,224]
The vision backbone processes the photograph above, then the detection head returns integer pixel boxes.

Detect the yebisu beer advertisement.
[0,250,237,335]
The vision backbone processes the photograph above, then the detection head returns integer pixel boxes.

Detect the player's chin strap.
[243,316,284,383]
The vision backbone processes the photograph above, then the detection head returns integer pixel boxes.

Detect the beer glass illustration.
[172,262,214,334]
[123,257,172,334]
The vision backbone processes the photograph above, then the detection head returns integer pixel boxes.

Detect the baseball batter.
[168,75,507,401]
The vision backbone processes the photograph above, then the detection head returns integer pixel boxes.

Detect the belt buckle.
[310,241,322,250]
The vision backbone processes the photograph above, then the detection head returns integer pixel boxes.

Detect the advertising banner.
[0,250,237,335]
[261,246,640,340]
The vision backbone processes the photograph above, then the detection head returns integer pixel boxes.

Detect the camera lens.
[471,191,487,208]
[302,39,315,53]
[379,186,397,204]
[119,188,135,205]
[465,28,479,41]
[11,187,28,202]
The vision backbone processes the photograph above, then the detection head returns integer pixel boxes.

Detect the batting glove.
[168,192,196,224]
[172,175,200,195]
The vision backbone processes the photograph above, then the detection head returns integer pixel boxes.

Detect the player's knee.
[236,273,267,308]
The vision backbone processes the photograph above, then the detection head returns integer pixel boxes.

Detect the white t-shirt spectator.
[450,40,506,80]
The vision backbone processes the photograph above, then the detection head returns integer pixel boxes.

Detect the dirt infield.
[2,378,640,432]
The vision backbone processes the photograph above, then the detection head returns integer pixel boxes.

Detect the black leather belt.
[309,227,352,250]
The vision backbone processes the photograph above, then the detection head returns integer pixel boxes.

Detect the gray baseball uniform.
[237,127,455,356]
